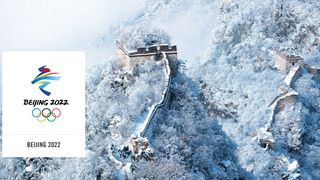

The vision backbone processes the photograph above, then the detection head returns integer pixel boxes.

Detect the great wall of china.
[261,51,319,149]
[139,52,172,137]
[116,43,177,138]
[110,44,319,178]
[116,45,319,152]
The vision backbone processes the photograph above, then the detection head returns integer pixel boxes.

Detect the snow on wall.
[267,89,298,130]
[268,64,301,131]
[139,52,172,136]
[283,66,301,86]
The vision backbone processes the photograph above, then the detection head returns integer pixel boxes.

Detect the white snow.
[139,53,171,136]
[288,160,299,172]
[284,66,300,86]
[1,0,319,179]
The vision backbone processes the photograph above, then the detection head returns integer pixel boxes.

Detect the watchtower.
[274,51,304,72]
[116,42,178,73]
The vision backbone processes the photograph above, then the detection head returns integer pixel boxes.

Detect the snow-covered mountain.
[0,0,319,179]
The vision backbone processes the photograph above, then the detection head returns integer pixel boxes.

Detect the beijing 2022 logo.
[26,65,67,123]
[31,65,61,96]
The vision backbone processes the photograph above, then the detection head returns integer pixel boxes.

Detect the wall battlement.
[274,50,320,81]
[128,45,177,57]
[274,51,304,72]
[116,43,178,73]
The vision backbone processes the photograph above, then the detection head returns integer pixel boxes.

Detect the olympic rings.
[42,108,51,118]
[32,108,41,117]
[52,108,61,118]
[32,108,61,122]
[35,112,46,122]
[47,112,57,122]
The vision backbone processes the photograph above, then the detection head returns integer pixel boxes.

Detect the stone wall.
[305,64,320,81]
[274,51,303,72]
[116,47,131,69]
[116,44,178,73]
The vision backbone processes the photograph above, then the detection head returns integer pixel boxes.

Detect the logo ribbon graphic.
[31,65,61,96]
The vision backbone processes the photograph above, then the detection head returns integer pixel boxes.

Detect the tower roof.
[128,44,177,57]
[275,51,303,61]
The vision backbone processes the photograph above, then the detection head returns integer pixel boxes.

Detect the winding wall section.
[140,53,172,137]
